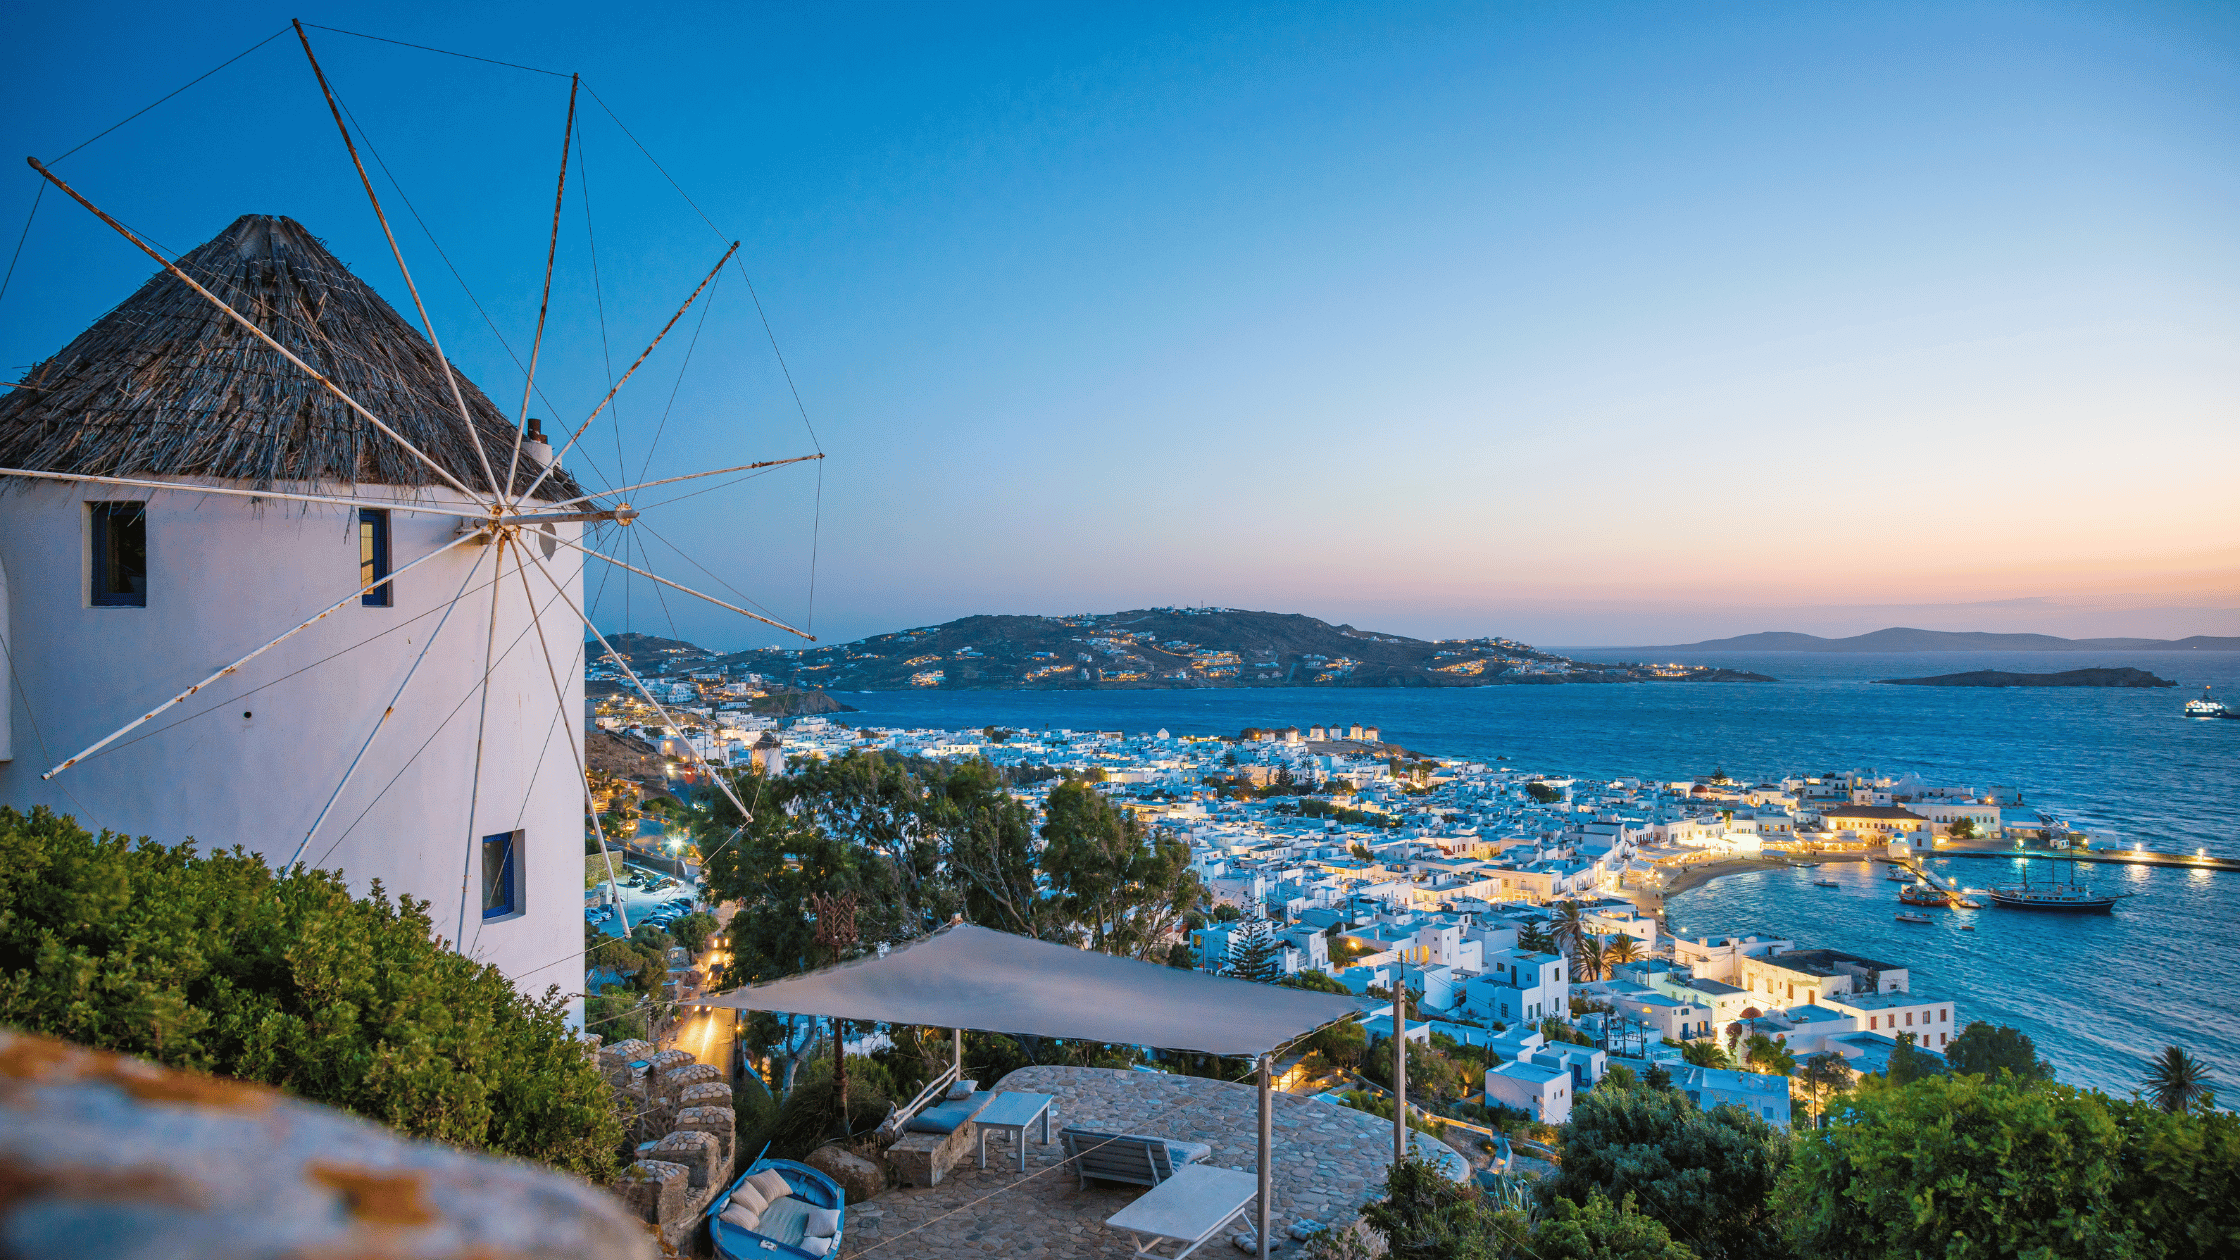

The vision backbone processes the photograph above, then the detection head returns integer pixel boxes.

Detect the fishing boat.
[709,1157,846,1260]
[1897,884,1952,907]
[1986,857,2131,913]
[2184,685,2229,718]
[1895,911,1933,924]
[1886,869,1912,883]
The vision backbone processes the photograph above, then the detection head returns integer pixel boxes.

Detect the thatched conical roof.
[0,213,584,501]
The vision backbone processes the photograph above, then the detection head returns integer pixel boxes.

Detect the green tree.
[1528,781,1564,804]
[1885,1031,1942,1086]
[0,807,620,1178]
[668,911,718,954]
[1227,914,1283,983]
[1361,1155,1519,1260]
[1774,1074,2142,1259]
[1038,781,1201,959]
[2113,1098,2240,1260]
[2143,1045,2216,1114]
[1795,1053,1853,1128]
[1519,921,1557,954]
[1541,1077,1792,1260]
[1945,1020,2054,1082]
[1742,1033,1796,1078]
[1947,816,1977,840]
[1534,1191,1699,1260]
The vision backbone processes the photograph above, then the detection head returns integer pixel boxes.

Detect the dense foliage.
[0,807,620,1177]
[1773,1072,2240,1259]
[1540,1074,1792,1260]
[1351,1156,1692,1260]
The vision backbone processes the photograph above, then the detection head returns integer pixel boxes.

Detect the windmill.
[0,24,818,1014]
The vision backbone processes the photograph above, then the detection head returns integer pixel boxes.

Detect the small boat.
[2184,685,2229,718]
[710,1157,846,1260]
[1895,912,1933,924]
[1958,924,1976,931]
[1813,878,1840,888]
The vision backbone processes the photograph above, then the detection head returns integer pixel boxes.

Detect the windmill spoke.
[26,157,488,504]
[42,529,483,780]
[538,453,824,512]
[507,73,581,499]
[0,467,494,518]
[521,546,761,830]
[289,545,489,867]
[559,534,812,640]
[456,534,512,952]
[518,240,739,505]
[294,21,505,501]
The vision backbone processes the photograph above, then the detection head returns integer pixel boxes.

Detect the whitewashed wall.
[0,477,587,1013]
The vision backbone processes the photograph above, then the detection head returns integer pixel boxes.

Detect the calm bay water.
[831,650,2240,1095]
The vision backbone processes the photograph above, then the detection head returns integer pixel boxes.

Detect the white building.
[0,215,589,1013]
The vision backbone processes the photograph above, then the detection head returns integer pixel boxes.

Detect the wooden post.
[1257,1052,1273,1260]
[1393,961,1408,1166]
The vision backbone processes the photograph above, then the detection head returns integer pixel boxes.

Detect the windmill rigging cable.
[301,24,569,79]
[636,273,719,485]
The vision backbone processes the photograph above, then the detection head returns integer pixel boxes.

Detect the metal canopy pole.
[953,1028,963,1080]
[1257,1052,1273,1260]
[1393,960,1408,1166]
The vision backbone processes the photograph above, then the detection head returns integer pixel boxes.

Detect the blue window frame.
[359,508,392,607]
[482,829,522,920]
[90,501,148,607]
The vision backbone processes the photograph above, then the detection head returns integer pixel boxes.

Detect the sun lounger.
[1057,1126,1213,1190]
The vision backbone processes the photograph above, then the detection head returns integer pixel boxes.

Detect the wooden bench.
[1057,1127,1212,1191]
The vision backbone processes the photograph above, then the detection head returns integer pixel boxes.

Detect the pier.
[1931,847,2240,874]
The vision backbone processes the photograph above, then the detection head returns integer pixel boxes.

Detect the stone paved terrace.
[842,1065,1395,1258]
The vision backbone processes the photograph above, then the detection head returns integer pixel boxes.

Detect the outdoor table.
[974,1090,1058,1172]
[1104,1164,1260,1260]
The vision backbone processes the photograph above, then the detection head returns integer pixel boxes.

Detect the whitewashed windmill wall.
[0,480,586,996]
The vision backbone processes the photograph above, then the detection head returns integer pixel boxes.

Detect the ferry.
[1986,857,2131,913]
[2184,685,2233,719]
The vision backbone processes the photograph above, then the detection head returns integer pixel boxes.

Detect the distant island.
[592,610,1779,692]
[1578,627,2240,653]
[1874,667,2177,688]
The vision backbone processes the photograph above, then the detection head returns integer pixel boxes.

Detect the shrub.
[0,806,620,1178]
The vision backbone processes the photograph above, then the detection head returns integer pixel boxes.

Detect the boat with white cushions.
[710,1158,846,1259]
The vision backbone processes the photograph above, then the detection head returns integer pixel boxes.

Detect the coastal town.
[586,653,2061,1141]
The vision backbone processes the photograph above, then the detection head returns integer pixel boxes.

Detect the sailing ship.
[1986,857,2131,912]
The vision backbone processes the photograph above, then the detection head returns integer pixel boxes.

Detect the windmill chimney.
[524,417,553,466]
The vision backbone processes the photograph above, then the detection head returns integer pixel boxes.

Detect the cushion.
[946,1078,978,1100]
[718,1204,759,1231]
[727,1182,769,1216]
[1165,1140,1213,1166]
[804,1206,842,1239]
[746,1169,791,1204]
[905,1102,971,1134]
[800,1238,833,1257]
[755,1195,813,1246]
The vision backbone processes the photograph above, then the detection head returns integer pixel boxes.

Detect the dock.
[1930,847,2239,874]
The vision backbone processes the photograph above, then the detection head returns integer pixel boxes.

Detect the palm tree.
[2142,1045,2214,1113]
[1680,1039,1731,1068]
[1550,900,1587,956]
[1605,935,1642,969]
[1574,934,1607,983]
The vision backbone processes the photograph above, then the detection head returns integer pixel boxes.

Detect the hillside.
[694,608,1775,691]
[1585,627,2240,653]
[1874,667,2177,688]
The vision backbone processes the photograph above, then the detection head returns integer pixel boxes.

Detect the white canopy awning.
[700,922,1366,1058]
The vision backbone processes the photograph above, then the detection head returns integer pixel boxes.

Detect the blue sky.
[4,2,2235,649]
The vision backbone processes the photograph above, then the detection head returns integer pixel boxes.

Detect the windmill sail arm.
[557,534,811,640]
[0,467,492,518]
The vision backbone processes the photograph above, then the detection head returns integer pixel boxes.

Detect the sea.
[827,650,2240,1098]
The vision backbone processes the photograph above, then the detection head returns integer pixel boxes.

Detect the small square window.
[90,502,147,607]
[482,829,523,920]
[359,509,392,607]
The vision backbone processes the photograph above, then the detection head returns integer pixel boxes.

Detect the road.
[667,941,738,1078]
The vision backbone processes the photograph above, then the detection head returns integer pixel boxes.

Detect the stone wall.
[599,1038,737,1255]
